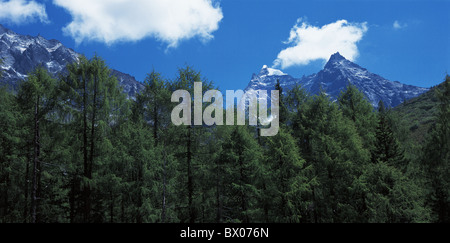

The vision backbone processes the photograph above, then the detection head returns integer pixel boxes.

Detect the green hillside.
[393,82,443,143]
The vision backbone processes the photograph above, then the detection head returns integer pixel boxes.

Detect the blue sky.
[1,0,449,92]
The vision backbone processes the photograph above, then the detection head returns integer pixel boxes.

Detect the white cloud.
[52,0,223,48]
[0,0,48,24]
[393,20,407,30]
[273,19,368,69]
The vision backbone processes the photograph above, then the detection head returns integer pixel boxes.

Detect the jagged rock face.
[245,52,429,108]
[0,25,78,90]
[0,24,143,98]
[110,69,144,99]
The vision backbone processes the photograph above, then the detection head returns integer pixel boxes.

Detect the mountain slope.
[392,81,443,143]
[0,24,143,98]
[245,52,429,108]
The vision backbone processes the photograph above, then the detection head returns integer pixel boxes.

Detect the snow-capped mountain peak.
[324,52,361,71]
[245,52,429,108]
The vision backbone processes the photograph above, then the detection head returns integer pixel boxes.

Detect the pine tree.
[169,65,215,223]
[264,127,309,222]
[0,87,24,222]
[364,101,430,222]
[295,92,368,222]
[371,101,407,170]
[108,116,170,223]
[16,67,59,223]
[61,55,127,222]
[338,84,377,150]
[217,126,263,223]
[138,70,171,146]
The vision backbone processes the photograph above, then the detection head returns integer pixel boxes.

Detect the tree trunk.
[215,158,222,223]
[4,173,9,223]
[238,151,249,223]
[121,195,125,223]
[312,186,318,223]
[279,155,287,221]
[85,74,98,222]
[136,161,143,223]
[162,150,167,223]
[154,104,158,146]
[36,124,42,223]
[110,190,114,223]
[69,176,75,223]
[262,182,269,223]
[350,94,356,122]
[187,125,194,223]
[31,95,40,223]
[23,155,30,223]
[82,73,90,223]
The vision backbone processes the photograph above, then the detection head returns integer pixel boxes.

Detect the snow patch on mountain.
[261,65,287,77]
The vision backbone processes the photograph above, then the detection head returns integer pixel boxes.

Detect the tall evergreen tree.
[364,101,430,222]
[138,70,171,146]
[0,87,24,222]
[17,67,59,223]
[61,55,126,222]
[295,92,367,222]
[338,84,377,150]
[264,127,309,222]
[169,65,215,223]
[371,101,407,170]
[217,126,263,223]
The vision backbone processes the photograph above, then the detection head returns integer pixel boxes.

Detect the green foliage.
[363,100,430,222]
[394,83,441,143]
[421,76,450,222]
[372,102,407,171]
[294,91,369,222]
[60,55,128,222]
[217,126,263,223]
[264,127,309,222]
[0,87,24,222]
[134,70,171,144]
[166,65,216,223]
[361,161,431,222]
[338,84,377,150]
[16,67,62,223]
[0,56,444,223]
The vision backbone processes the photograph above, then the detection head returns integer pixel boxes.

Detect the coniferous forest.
[0,55,448,223]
